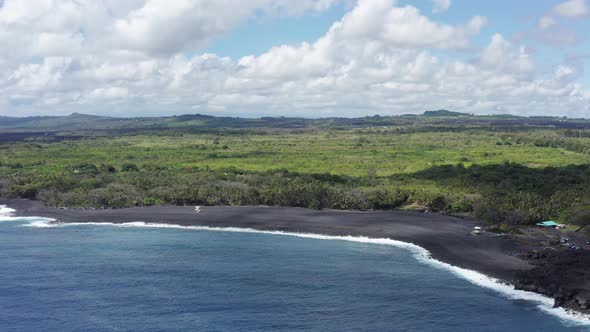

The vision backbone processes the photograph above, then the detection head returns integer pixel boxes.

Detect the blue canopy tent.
[536,221,559,227]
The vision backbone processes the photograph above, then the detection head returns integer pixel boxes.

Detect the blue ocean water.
[0,214,588,331]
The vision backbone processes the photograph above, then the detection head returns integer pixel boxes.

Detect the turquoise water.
[0,212,588,331]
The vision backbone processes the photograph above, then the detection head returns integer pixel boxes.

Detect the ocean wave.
[4,205,589,328]
[0,205,17,221]
[0,205,56,224]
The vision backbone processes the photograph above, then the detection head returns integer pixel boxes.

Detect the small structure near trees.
[536,221,559,228]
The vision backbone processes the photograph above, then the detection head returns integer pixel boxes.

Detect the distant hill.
[0,115,58,126]
[423,110,470,117]
[0,113,114,130]
[1,112,589,140]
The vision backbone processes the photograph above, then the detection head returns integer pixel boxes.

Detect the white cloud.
[320,0,484,49]
[538,16,555,29]
[534,0,587,46]
[110,0,257,56]
[431,0,451,13]
[7,57,73,91]
[551,0,588,17]
[0,0,343,58]
[478,34,534,77]
[88,87,129,100]
[264,0,346,16]
[0,0,588,118]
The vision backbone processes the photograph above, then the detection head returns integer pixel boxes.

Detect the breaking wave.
[0,205,16,220]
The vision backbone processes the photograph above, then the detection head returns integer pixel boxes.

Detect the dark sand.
[1,199,530,281]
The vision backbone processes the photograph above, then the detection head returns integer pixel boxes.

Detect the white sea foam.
[0,205,16,219]
[7,207,590,327]
[0,205,56,224]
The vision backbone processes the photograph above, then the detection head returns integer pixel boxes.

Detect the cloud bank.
[0,0,588,118]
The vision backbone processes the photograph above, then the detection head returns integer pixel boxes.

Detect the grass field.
[4,130,590,177]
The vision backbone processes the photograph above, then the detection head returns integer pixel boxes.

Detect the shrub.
[560,205,590,232]
[121,163,139,172]
[427,195,449,212]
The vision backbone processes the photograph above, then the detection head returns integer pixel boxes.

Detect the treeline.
[412,163,590,224]
[494,133,590,154]
[563,129,590,138]
[2,161,590,227]
[0,163,441,211]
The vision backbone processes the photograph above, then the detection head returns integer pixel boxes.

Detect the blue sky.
[0,0,589,118]
[206,3,352,58]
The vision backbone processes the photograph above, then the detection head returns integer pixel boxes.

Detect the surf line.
[1,205,588,327]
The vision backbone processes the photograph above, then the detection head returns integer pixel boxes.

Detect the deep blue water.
[0,216,588,332]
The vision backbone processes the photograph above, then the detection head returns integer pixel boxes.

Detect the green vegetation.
[560,206,590,232]
[2,111,590,226]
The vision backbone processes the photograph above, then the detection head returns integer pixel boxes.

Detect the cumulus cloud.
[0,0,588,118]
[0,0,343,58]
[536,0,587,47]
[538,0,588,28]
[551,0,588,17]
[109,0,345,56]
[431,0,451,13]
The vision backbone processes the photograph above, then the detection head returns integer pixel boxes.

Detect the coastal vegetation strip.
[1,112,590,231]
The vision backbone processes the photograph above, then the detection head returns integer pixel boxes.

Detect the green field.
[2,112,590,228]
[5,130,589,176]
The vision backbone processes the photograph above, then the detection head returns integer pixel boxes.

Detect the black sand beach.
[1,199,530,280]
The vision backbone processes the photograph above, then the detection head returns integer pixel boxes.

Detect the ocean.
[0,206,588,331]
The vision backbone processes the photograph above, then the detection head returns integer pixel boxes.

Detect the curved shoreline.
[3,208,589,326]
[0,199,530,281]
[2,198,589,322]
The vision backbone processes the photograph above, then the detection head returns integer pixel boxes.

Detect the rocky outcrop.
[515,249,590,314]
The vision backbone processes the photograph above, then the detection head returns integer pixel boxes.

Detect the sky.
[0,0,589,118]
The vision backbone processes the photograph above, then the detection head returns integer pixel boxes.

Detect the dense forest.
[2,111,590,230]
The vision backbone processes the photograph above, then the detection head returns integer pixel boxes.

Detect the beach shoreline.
[0,198,531,280]
[2,198,589,316]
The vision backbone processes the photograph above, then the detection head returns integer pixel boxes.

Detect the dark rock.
[554,296,565,308]
[516,249,590,314]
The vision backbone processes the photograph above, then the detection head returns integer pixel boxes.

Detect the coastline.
[2,198,589,319]
[1,198,529,281]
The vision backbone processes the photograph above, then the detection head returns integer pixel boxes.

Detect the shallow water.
[0,210,588,331]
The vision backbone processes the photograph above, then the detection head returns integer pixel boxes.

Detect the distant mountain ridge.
[0,111,587,134]
[423,110,471,117]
